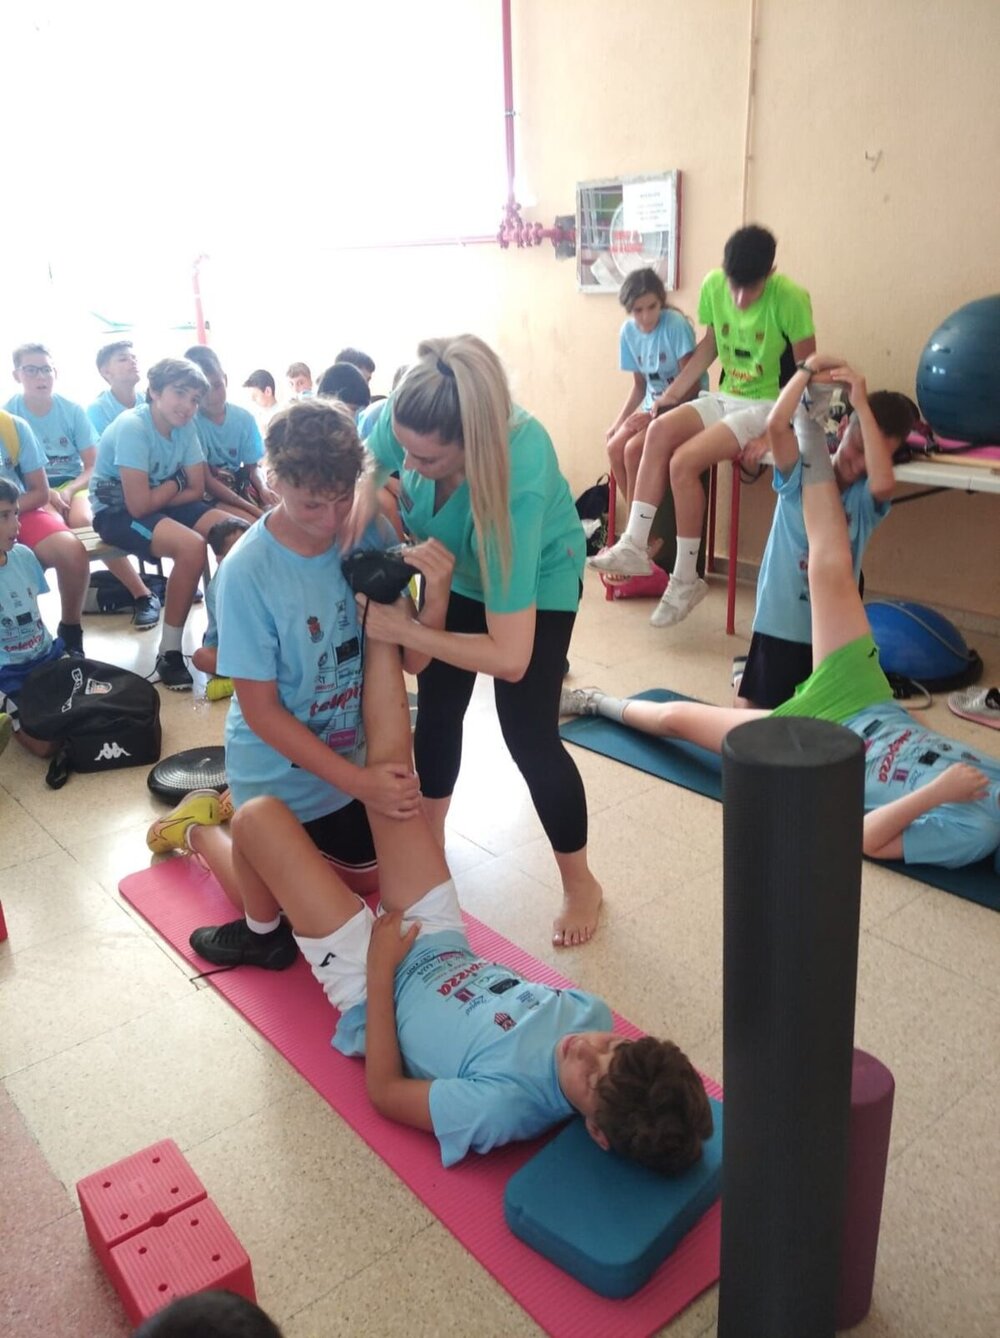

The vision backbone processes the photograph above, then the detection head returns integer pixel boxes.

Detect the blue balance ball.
[916,295,1000,443]
[867,601,980,688]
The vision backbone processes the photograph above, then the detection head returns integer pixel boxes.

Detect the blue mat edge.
[560,690,999,912]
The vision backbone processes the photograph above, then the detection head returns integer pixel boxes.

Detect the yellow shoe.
[146,789,223,854]
[0,712,12,759]
[206,676,235,701]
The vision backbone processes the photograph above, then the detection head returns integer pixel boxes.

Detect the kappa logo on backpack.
[17,656,162,785]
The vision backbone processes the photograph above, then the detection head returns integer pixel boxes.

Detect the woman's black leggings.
[413,591,588,854]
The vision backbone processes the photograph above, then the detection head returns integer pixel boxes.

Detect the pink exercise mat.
[121,859,722,1338]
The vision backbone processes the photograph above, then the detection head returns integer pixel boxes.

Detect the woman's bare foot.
[552,876,603,948]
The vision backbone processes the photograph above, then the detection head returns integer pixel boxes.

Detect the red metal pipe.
[502,0,516,212]
[192,254,208,344]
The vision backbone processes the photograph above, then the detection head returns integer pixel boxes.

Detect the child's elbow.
[498,654,531,683]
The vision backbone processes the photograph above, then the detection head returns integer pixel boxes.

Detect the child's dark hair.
[96,339,135,372]
[618,268,667,312]
[335,347,376,377]
[243,369,275,395]
[722,225,777,286]
[184,345,224,379]
[0,478,20,505]
[146,358,210,399]
[12,342,50,369]
[316,363,371,410]
[265,398,364,495]
[130,1289,283,1337]
[865,391,920,442]
[594,1037,713,1175]
[206,517,250,557]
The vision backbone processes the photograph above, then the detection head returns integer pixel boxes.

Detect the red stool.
[0,900,7,943]
[836,1049,895,1329]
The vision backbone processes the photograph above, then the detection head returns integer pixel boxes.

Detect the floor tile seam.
[864,924,1000,1000]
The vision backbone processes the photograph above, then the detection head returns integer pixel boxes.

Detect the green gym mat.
[560,689,999,912]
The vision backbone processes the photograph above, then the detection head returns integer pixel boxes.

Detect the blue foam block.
[504,1096,723,1299]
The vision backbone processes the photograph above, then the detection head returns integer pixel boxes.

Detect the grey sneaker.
[650,577,709,628]
[559,687,605,717]
[133,593,162,630]
[189,918,298,970]
[587,535,653,577]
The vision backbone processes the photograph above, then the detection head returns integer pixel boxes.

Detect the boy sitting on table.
[175,636,712,1172]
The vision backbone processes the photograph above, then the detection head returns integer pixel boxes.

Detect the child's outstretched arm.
[365,911,434,1129]
[653,329,718,415]
[825,364,896,501]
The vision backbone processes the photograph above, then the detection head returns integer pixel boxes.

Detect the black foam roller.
[717,716,864,1338]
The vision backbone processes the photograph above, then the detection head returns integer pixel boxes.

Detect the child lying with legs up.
[180,636,712,1172]
[563,358,1000,872]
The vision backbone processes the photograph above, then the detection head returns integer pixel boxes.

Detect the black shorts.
[303,799,375,873]
[739,630,815,709]
[93,501,215,559]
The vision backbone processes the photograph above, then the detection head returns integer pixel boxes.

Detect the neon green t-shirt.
[366,406,585,614]
[697,269,814,400]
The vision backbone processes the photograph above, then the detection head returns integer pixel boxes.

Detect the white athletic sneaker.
[587,535,653,577]
[559,687,604,717]
[650,577,709,628]
[947,686,1000,731]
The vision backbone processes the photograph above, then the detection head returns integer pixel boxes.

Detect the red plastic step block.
[76,1139,206,1270]
[108,1197,255,1325]
[0,899,7,942]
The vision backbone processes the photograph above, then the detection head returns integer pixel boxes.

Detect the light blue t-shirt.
[753,459,890,643]
[619,308,698,410]
[333,929,613,1167]
[0,413,47,492]
[4,394,97,483]
[195,404,264,469]
[0,544,53,668]
[358,399,388,441]
[86,389,146,439]
[367,404,585,613]
[845,702,1000,869]
[215,515,384,822]
[203,570,221,649]
[88,404,206,516]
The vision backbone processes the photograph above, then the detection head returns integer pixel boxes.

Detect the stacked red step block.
[76,1138,254,1326]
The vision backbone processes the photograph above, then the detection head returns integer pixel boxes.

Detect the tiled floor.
[1,572,998,1337]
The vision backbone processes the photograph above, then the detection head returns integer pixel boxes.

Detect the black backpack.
[17,657,162,784]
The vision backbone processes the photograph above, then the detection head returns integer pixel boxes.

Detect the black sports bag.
[17,657,162,777]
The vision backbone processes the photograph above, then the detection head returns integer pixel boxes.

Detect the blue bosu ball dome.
[867,601,981,689]
[916,295,1000,443]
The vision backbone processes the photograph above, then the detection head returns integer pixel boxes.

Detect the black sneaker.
[57,621,85,658]
[133,593,162,630]
[189,918,297,970]
[155,650,193,691]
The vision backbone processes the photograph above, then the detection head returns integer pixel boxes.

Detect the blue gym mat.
[560,689,999,912]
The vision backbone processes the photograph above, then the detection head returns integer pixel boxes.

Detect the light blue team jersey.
[753,459,890,643]
[215,516,384,822]
[195,404,264,469]
[845,702,1000,870]
[88,404,206,515]
[333,930,613,1167]
[203,571,221,649]
[619,308,698,410]
[86,389,146,439]
[0,544,53,668]
[367,405,585,614]
[358,399,388,441]
[0,414,47,492]
[4,394,97,483]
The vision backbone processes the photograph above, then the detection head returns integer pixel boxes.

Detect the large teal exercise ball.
[915,295,1000,442]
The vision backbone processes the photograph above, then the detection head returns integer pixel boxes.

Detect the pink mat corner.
[121,859,721,1338]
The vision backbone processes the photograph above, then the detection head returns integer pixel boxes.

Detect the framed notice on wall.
[576,171,681,293]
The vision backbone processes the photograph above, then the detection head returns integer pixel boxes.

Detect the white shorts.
[687,391,774,449]
[294,878,466,1013]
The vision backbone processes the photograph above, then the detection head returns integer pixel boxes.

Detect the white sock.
[159,623,183,654]
[595,693,628,723]
[672,538,701,585]
[795,411,835,485]
[623,502,657,549]
[246,913,281,935]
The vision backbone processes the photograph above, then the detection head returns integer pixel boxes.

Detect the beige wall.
[487,0,1000,622]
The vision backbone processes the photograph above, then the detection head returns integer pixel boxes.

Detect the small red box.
[107,1197,255,1325]
[76,1139,206,1271]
